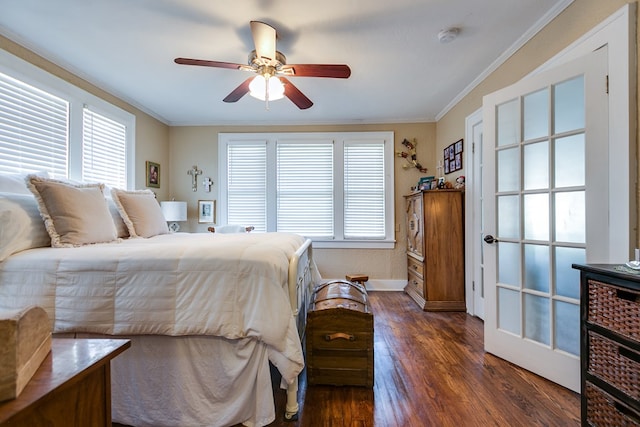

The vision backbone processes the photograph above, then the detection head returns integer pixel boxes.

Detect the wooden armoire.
[404,189,465,311]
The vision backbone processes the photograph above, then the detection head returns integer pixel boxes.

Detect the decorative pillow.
[110,189,169,238]
[107,197,130,239]
[0,192,51,261]
[0,171,49,194]
[25,175,118,248]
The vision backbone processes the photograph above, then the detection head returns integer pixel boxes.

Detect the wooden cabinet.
[573,264,640,426]
[0,338,130,426]
[404,189,465,311]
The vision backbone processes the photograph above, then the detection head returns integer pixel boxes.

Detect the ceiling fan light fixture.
[249,75,285,101]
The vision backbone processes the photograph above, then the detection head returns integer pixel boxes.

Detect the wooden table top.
[0,338,130,422]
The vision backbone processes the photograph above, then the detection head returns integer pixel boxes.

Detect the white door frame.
[465,108,483,318]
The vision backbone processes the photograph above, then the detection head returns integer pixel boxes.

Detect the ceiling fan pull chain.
[265,76,270,110]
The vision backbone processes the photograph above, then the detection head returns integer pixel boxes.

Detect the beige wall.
[436,0,639,249]
[0,35,171,201]
[168,123,435,280]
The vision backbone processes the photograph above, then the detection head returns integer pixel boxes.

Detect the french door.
[482,47,608,392]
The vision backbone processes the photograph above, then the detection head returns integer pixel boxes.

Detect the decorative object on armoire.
[187,165,202,192]
[454,175,465,189]
[160,200,187,232]
[572,264,640,426]
[418,176,435,191]
[396,138,428,173]
[306,279,373,387]
[404,189,465,311]
[444,139,463,174]
[145,161,160,188]
[174,21,351,110]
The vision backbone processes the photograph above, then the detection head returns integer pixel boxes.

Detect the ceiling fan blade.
[223,77,254,103]
[281,64,351,78]
[280,77,313,109]
[250,21,277,62]
[175,57,244,70]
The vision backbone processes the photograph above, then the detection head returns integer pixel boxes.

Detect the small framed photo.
[454,139,463,154]
[444,159,450,174]
[146,161,160,188]
[198,200,216,223]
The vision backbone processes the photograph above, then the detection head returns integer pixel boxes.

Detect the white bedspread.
[0,232,306,383]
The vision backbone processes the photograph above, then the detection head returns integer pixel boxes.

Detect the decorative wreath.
[396,138,427,173]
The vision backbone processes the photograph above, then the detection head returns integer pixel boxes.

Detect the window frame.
[0,48,135,188]
[218,131,396,249]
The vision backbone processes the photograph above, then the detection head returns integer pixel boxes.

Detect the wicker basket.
[588,280,640,342]
[586,382,640,426]
[588,330,640,401]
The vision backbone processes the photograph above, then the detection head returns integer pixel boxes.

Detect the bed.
[0,173,319,427]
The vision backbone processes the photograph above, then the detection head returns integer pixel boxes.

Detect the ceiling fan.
[174,21,351,110]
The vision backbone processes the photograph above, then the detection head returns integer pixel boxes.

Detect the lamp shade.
[161,201,187,222]
[249,75,285,101]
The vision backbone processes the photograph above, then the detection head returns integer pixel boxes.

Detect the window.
[0,71,69,178]
[0,49,135,188]
[219,132,395,248]
[82,107,127,189]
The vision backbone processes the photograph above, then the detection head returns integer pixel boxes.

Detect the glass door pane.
[495,77,585,354]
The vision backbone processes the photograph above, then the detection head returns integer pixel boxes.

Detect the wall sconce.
[161,200,187,232]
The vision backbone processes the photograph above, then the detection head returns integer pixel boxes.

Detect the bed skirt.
[76,334,278,427]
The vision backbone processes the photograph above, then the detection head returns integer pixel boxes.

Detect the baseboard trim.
[320,278,406,292]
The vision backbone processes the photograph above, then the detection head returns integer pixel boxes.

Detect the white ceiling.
[0,0,571,126]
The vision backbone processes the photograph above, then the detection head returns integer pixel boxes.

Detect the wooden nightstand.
[0,338,130,426]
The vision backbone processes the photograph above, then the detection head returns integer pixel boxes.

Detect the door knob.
[484,234,499,244]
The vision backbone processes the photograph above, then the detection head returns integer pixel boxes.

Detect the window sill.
[310,239,396,249]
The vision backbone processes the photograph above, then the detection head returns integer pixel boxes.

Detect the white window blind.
[0,71,68,178]
[344,142,385,239]
[219,132,394,248]
[227,143,267,232]
[82,107,127,189]
[277,142,334,236]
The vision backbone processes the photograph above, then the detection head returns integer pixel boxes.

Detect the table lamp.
[160,201,187,232]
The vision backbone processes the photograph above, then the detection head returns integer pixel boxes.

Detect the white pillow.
[107,197,130,239]
[26,175,118,248]
[0,171,49,194]
[110,189,169,238]
[0,192,51,260]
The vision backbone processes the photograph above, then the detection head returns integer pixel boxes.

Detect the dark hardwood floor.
[115,291,580,426]
[266,291,580,427]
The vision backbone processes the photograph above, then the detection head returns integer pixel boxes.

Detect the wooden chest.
[305,280,374,387]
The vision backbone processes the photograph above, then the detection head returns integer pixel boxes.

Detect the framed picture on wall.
[146,161,160,188]
[445,139,464,174]
[198,200,216,223]
[454,139,463,154]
